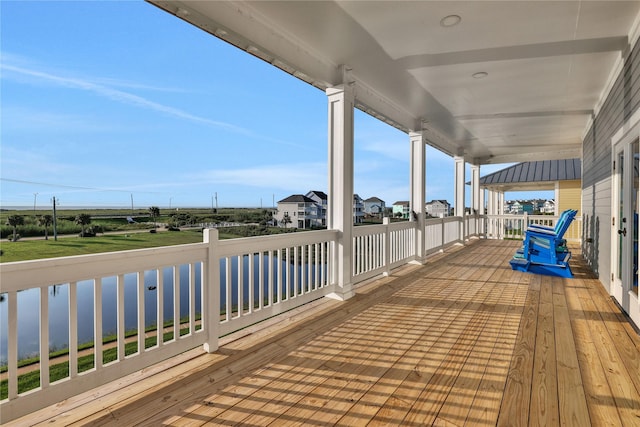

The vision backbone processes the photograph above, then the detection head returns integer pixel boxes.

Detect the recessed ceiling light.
[440,14,462,27]
[472,71,488,79]
[176,7,190,17]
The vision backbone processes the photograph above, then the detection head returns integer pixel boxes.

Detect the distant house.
[364,197,386,216]
[530,199,546,213]
[542,199,556,214]
[277,191,367,227]
[305,190,327,227]
[392,201,410,219]
[275,194,317,229]
[506,201,521,214]
[508,201,534,214]
[425,200,450,218]
[521,202,534,214]
[353,194,365,224]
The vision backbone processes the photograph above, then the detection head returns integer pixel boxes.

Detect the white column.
[454,156,466,240]
[326,84,355,301]
[487,189,495,238]
[487,189,495,215]
[470,164,480,239]
[554,182,560,215]
[410,131,426,263]
[498,191,505,239]
[479,188,486,236]
[471,165,480,215]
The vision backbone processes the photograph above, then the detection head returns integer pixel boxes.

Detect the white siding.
[582,39,640,290]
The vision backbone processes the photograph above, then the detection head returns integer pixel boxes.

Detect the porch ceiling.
[149,1,640,165]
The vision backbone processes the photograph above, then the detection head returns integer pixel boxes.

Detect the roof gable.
[306,190,327,200]
[279,194,316,203]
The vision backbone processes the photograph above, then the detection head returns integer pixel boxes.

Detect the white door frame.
[611,110,640,326]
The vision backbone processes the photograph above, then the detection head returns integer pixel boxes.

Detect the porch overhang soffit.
[148,1,640,165]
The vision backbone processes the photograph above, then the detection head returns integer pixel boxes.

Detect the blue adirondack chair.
[527,208,575,235]
[526,209,577,254]
[510,209,577,278]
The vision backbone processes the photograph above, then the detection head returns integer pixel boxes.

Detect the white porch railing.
[352,220,416,282]
[216,230,337,336]
[0,213,581,421]
[485,213,583,242]
[425,216,465,255]
[0,229,338,422]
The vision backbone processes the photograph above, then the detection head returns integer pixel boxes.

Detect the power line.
[0,178,163,194]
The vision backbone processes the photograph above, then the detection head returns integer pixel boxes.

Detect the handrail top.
[0,241,207,272]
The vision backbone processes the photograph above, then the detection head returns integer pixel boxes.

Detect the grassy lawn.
[0,326,195,399]
[0,230,204,262]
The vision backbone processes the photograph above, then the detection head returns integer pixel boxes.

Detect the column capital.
[326,84,354,99]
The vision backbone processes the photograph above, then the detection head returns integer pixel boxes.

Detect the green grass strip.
[0,328,192,400]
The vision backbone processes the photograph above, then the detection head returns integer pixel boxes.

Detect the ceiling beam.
[397,36,627,69]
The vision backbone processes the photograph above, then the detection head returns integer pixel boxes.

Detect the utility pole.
[52,197,58,241]
[169,197,172,210]
[215,192,218,210]
[130,194,134,214]
[33,193,38,215]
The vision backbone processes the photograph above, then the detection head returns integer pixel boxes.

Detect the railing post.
[383,217,391,276]
[203,228,220,353]
[523,212,529,239]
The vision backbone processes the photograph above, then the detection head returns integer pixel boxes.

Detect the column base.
[203,342,219,353]
[326,288,355,301]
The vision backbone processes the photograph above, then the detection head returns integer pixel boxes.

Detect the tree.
[75,213,92,237]
[148,206,160,229]
[260,209,273,226]
[38,214,53,240]
[280,213,292,228]
[6,214,24,242]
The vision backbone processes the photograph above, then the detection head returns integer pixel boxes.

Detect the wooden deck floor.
[16,240,640,426]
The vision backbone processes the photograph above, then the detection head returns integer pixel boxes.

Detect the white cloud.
[0,146,76,179]
[2,59,310,149]
[2,63,249,132]
[188,162,327,192]
[360,141,409,162]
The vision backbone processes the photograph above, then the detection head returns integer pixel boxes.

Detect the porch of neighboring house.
[14,239,640,426]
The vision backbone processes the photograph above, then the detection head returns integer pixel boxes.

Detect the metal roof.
[306,190,328,200]
[278,194,316,203]
[479,159,581,188]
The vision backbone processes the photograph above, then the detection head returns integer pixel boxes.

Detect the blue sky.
[1,1,550,209]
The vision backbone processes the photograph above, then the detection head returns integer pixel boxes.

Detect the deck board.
[13,240,640,427]
[529,278,559,427]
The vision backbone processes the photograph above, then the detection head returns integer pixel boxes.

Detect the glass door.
[612,138,639,313]
[633,141,639,297]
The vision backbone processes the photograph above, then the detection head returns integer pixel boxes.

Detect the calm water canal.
[0,254,326,364]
